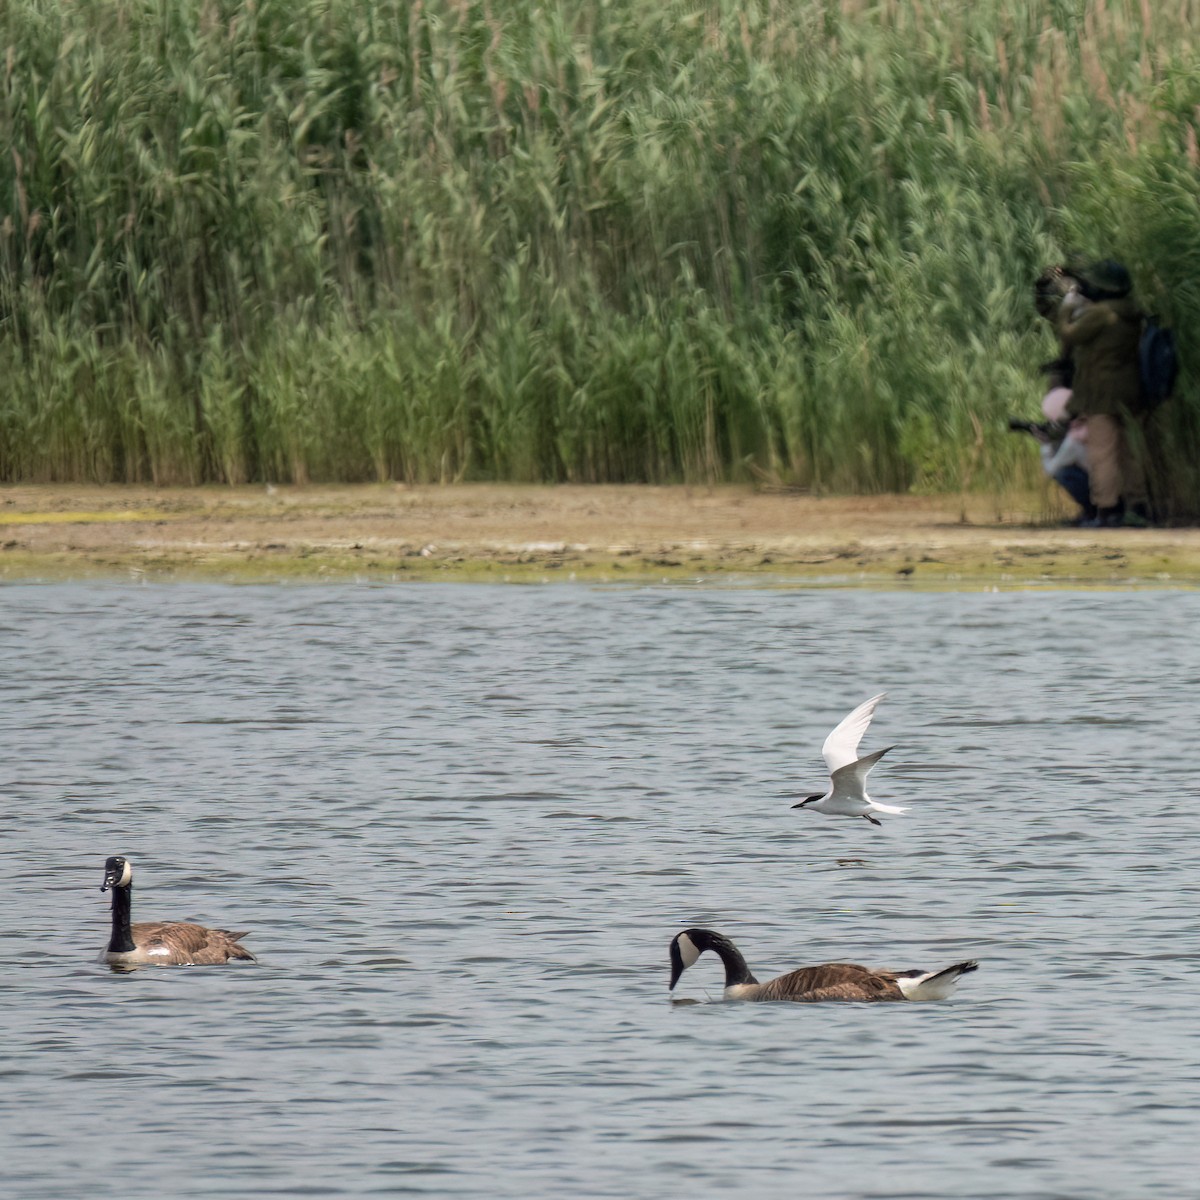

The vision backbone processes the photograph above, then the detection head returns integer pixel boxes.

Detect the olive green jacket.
[1058,295,1143,416]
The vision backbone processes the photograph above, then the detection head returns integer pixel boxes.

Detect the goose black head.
[668,928,711,991]
[101,856,132,892]
[791,794,824,809]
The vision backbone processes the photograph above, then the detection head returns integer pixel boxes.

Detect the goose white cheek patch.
[117,860,132,887]
[677,933,701,969]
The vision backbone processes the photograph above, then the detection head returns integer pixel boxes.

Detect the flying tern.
[790,692,907,826]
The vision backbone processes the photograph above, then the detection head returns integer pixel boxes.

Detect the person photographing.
[1056,260,1152,527]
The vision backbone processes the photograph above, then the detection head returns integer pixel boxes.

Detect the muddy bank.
[1,483,1196,586]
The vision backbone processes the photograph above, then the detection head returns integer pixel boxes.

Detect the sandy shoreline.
[1,482,1198,587]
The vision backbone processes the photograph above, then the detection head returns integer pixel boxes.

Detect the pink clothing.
[1042,388,1088,443]
[1042,387,1072,422]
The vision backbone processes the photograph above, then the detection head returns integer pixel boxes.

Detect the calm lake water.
[3,581,1200,1199]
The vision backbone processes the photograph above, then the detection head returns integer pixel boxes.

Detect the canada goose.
[99,856,255,968]
[790,693,908,826]
[669,928,978,1002]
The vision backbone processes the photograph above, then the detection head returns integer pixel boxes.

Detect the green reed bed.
[1,0,1199,506]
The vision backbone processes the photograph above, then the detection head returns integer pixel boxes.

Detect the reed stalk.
[0,0,1197,502]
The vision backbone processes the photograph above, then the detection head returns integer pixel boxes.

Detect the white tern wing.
[821,693,887,774]
[828,746,895,802]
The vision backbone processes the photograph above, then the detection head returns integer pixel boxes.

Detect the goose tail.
[218,931,256,961]
[895,960,979,1001]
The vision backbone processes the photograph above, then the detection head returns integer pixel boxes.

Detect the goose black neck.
[108,885,135,954]
[706,933,758,988]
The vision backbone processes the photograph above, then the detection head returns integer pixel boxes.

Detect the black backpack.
[1139,317,1179,408]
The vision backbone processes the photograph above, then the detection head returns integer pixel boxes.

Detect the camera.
[1008,417,1066,440]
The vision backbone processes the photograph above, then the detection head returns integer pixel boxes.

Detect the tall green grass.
[2,0,1199,506]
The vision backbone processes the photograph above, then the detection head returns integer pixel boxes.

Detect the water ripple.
[1,583,1199,1199]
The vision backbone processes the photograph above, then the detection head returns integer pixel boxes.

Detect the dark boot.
[1083,505,1123,528]
[1122,501,1152,528]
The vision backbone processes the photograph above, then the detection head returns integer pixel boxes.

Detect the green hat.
[1079,259,1132,298]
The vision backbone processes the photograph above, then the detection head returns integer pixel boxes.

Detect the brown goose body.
[670,928,977,1003]
[110,921,255,967]
[99,856,255,969]
[727,961,906,1002]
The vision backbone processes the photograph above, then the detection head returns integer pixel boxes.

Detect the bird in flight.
[790,693,906,826]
